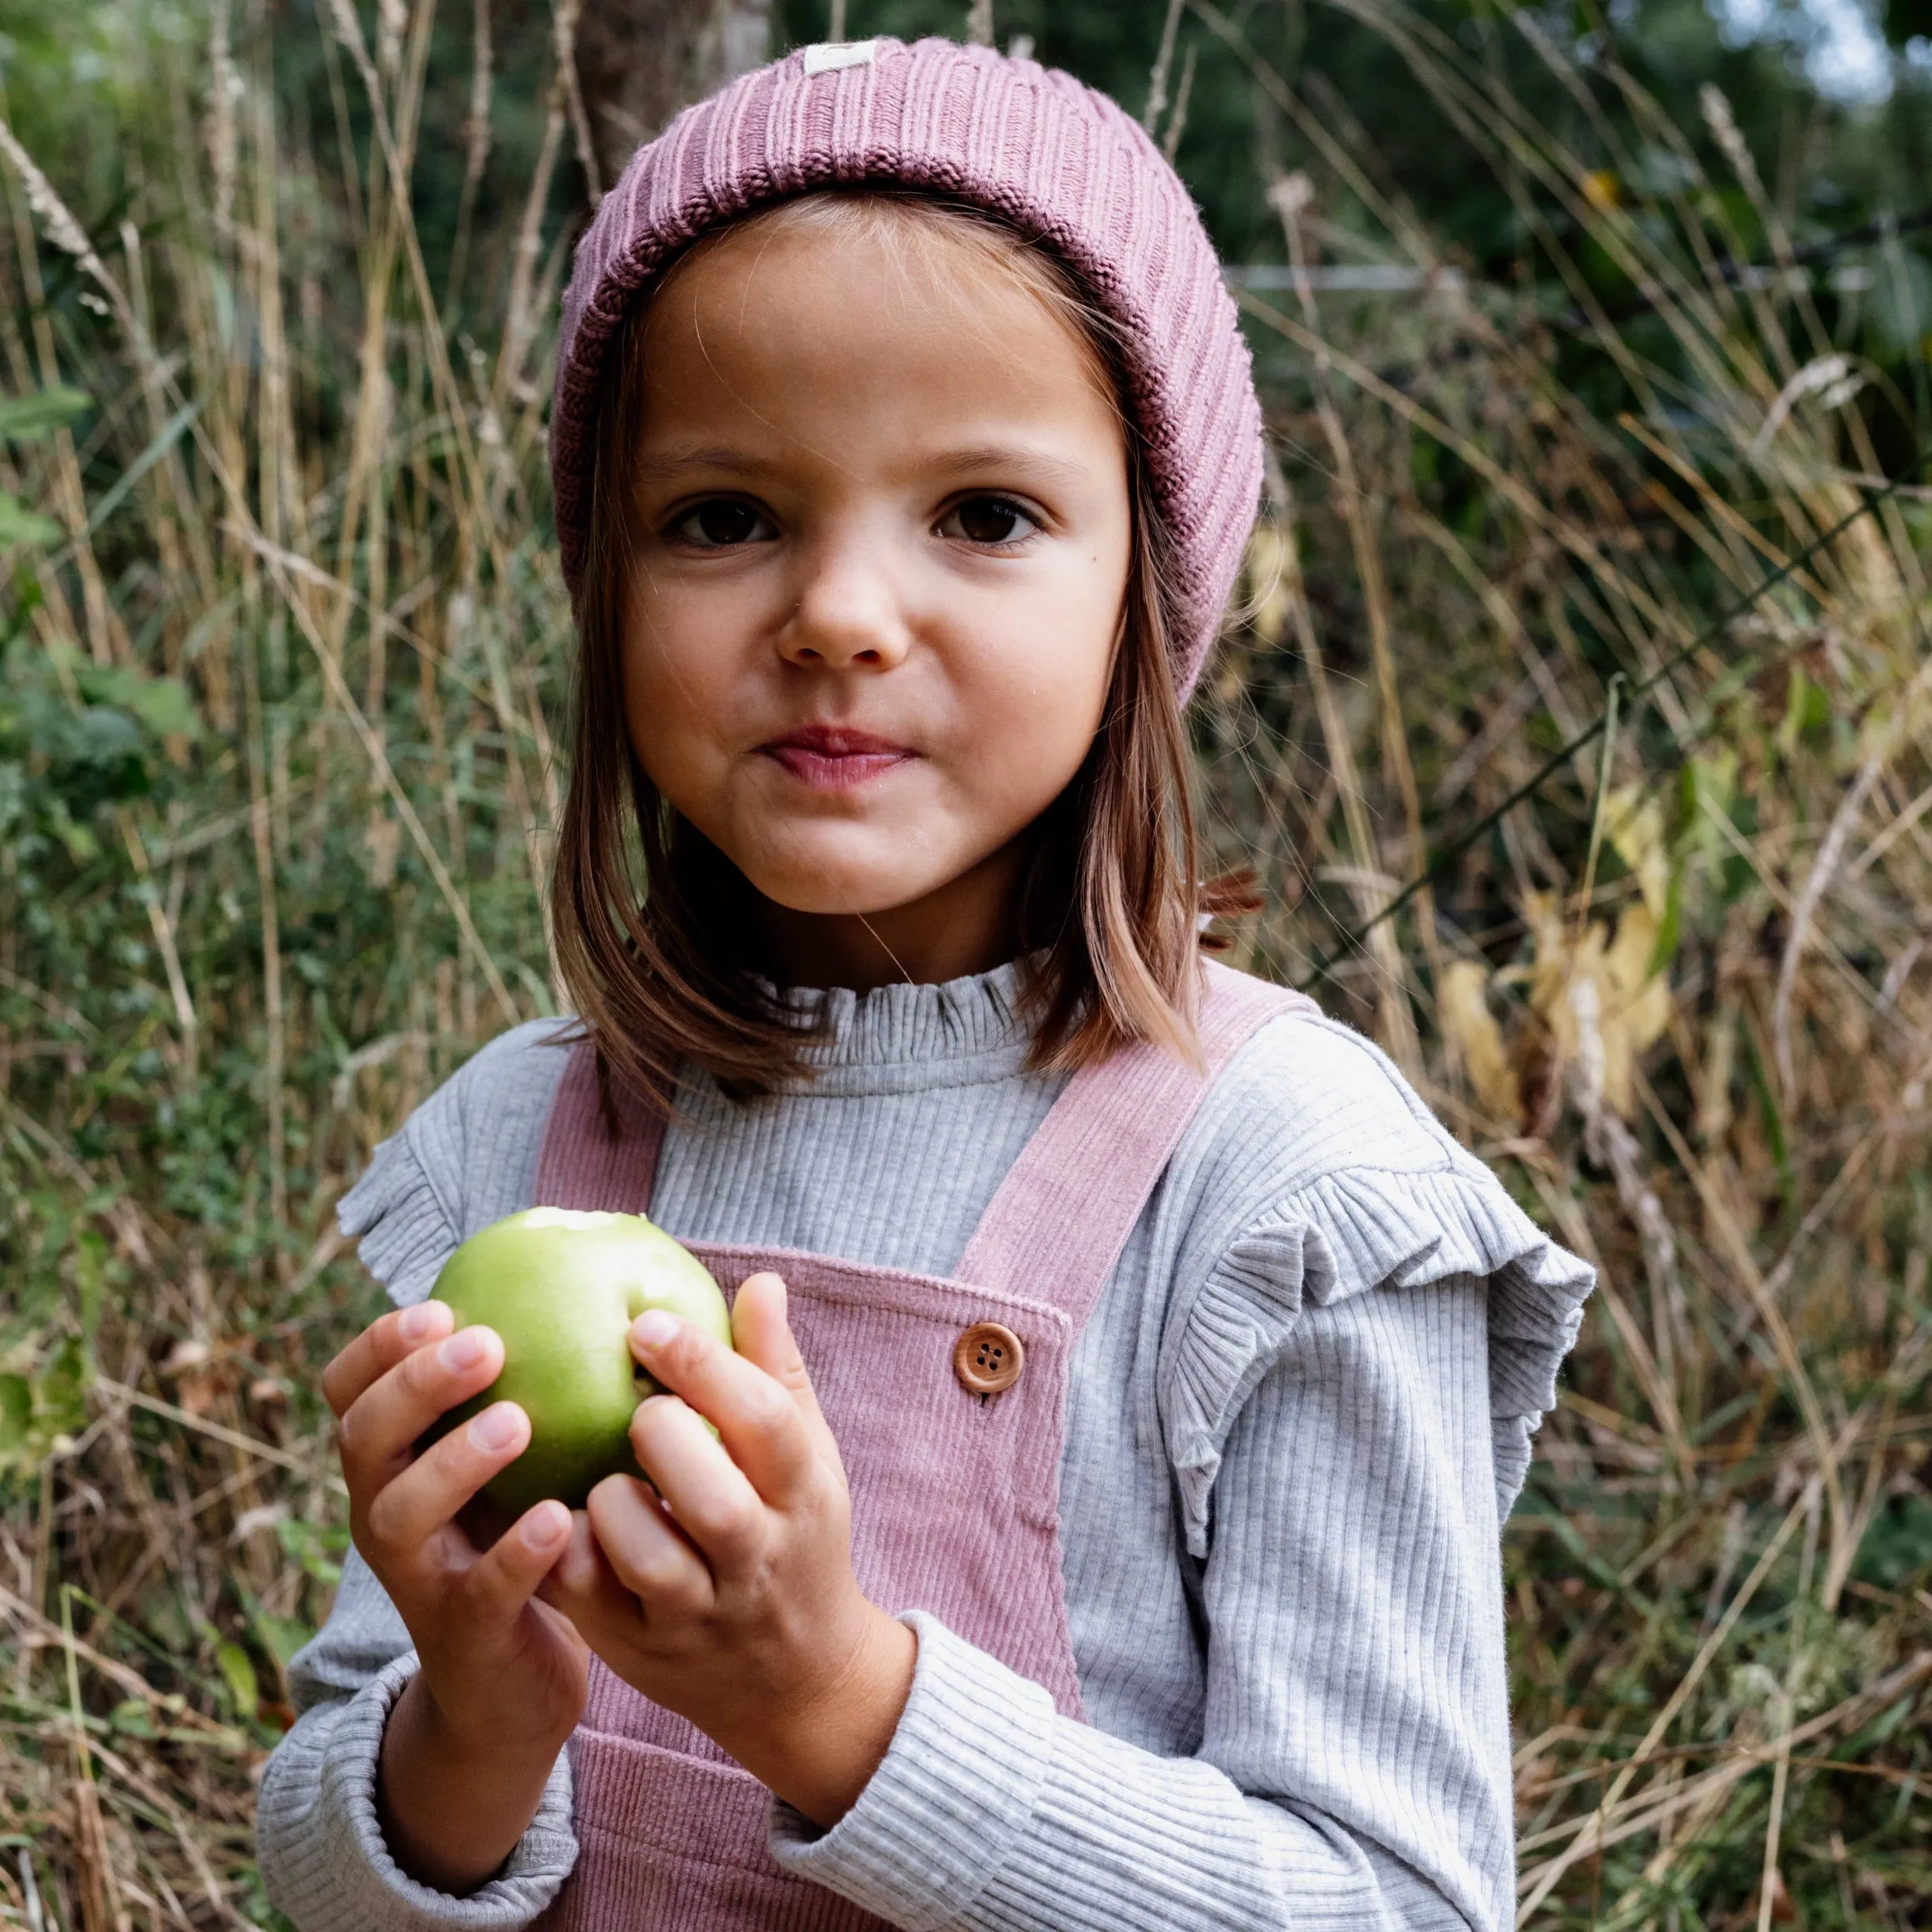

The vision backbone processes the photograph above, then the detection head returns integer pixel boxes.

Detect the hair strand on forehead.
[551,188,1246,1100]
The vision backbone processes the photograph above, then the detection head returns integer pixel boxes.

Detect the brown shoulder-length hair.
[552,188,1252,1100]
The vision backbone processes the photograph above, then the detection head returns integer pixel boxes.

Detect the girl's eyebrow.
[631,444,768,484]
[934,444,1090,490]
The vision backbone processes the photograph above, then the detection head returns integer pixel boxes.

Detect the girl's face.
[620,210,1132,988]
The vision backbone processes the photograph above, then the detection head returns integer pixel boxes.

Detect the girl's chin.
[749,877,952,920]
[734,849,970,921]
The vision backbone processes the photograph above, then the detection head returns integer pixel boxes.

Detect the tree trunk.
[573,0,772,189]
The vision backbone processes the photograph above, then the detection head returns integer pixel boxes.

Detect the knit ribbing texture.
[548,36,1265,695]
[260,964,1594,1931]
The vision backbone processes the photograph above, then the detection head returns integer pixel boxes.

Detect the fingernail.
[522,1502,568,1549]
[440,1328,488,1372]
[631,1310,679,1350]
[398,1303,442,1341]
[469,1403,522,1452]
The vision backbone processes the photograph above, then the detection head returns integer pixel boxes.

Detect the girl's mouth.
[759,726,914,792]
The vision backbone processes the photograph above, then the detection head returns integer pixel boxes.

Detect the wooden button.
[954,1322,1024,1395]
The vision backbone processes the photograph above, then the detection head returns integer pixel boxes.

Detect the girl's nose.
[777,543,912,672]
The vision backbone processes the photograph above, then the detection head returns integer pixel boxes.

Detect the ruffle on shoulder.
[1163,1159,1593,1555]
[332,1016,567,1307]
[336,1128,461,1308]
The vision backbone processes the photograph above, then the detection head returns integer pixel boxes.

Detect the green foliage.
[0,384,91,440]
[0,1340,87,1478]
[0,635,196,831]
[0,493,60,546]
[1855,1494,1932,1592]
[0,2,1927,1927]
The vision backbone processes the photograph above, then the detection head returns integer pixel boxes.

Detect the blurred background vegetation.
[2,0,1930,1925]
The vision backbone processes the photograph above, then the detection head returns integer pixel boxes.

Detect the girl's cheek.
[980,620,1113,752]
[622,603,746,761]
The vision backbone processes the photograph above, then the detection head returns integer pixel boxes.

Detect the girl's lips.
[760,729,914,793]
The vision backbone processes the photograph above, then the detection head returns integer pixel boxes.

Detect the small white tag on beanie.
[803,40,878,76]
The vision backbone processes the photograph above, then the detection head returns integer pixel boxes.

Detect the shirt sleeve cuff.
[259,1653,577,1932]
[766,1611,1055,1931]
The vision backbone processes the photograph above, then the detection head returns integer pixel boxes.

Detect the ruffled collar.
[747,956,1045,1096]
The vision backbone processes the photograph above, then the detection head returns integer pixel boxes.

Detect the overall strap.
[955,962,1315,1326]
[532,1042,667,1214]
[531,964,1319,1321]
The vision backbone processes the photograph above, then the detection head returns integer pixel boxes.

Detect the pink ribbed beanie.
[549,35,1263,697]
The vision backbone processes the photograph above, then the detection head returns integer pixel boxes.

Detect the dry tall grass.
[1,3,1928,1928]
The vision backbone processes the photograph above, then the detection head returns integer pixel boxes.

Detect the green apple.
[428,1206,732,1514]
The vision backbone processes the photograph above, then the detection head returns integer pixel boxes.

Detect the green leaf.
[1840,1692,1919,1759]
[0,492,63,549]
[82,398,199,537]
[74,1231,108,1345]
[1853,1494,1932,1592]
[71,664,199,743]
[1648,861,1684,976]
[215,1640,259,1717]
[252,1610,313,1672]
[1744,1029,1794,1214]
[0,386,91,441]
[277,1515,348,1586]
[108,1697,155,1739]
[126,677,199,741]
[0,1374,30,1456]
[37,1336,90,1438]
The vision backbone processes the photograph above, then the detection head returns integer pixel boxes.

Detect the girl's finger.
[539,1508,633,1626]
[629,1305,817,1505]
[627,1395,767,1578]
[542,1513,659,1664]
[729,1273,842,1469]
[321,1300,453,1420]
[362,1400,532,1562]
[454,1499,573,1631]
[584,1472,716,1615]
[336,1324,505,1494]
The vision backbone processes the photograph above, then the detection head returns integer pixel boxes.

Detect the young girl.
[260,36,1592,1932]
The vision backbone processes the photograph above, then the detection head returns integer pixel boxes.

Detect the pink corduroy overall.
[530,961,1313,1930]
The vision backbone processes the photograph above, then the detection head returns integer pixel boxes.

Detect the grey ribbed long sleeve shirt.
[257,963,1593,1932]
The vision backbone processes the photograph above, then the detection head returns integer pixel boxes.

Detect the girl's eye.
[941,496,1041,546]
[670,499,774,548]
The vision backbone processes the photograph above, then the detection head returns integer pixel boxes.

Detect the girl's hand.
[322,1304,590,1889]
[542,1273,916,1827]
